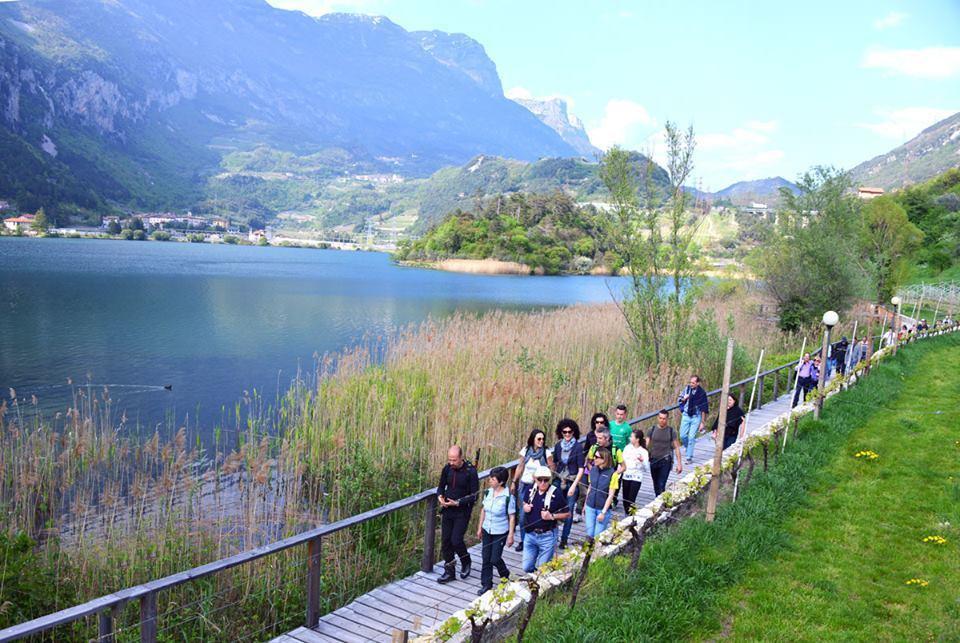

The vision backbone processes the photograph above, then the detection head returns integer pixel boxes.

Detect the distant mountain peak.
[512,96,599,158]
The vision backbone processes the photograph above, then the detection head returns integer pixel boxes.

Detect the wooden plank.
[353,594,440,630]
[324,613,391,642]
[406,575,464,600]
[336,602,411,632]
[286,625,341,643]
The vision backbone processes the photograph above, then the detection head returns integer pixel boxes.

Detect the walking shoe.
[685,457,694,464]
[558,539,567,550]
[514,541,524,552]
[477,586,491,596]
[572,512,582,523]
[437,568,456,584]
[460,560,472,580]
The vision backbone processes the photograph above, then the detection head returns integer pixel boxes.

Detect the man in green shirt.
[609,404,632,451]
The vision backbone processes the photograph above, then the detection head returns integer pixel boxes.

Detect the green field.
[516,332,960,642]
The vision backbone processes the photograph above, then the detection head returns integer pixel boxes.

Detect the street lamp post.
[891,296,902,355]
[815,310,838,420]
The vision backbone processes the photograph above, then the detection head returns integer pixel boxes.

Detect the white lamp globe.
[822,310,839,327]
[891,296,902,306]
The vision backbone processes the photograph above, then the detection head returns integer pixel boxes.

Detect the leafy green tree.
[860,196,923,302]
[128,217,145,231]
[751,167,867,331]
[107,220,122,235]
[31,208,49,233]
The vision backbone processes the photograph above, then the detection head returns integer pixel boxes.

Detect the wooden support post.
[391,629,409,642]
[757,375,764,408]
[772,370,779,400]
[98,609,114,643]
[306,535,323,628]
[706,338,735,523]
[140,592,157,643]
[421,495,438,572]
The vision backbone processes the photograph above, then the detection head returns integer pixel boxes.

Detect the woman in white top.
[620,429,649,516]
[511,429,553,551]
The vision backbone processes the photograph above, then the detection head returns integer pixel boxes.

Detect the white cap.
[533,465,553,480]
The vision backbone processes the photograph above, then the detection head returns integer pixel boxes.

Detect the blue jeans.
[679,414,700,461]
[584,505,612,539]
[516,482,532,542]
[521,530,556,572]
[559,480,578,544]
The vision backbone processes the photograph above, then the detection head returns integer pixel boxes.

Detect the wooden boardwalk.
[273,392,800,643]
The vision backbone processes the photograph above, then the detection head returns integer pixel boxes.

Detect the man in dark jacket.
[834,336,850,375]
[436,445,479,584]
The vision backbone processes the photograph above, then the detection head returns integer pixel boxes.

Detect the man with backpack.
[521,465,569,573]
[436,445,479,584]
[677,375,709,464]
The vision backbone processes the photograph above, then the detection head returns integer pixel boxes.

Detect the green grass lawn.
[706,335,960,641]
[515,333,959,643]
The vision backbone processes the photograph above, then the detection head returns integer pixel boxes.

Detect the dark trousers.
[622,479,642,515]
[792,376,815,407]
[650,456,673,496]
[836,354,847,375]
[722,433,737,451]
[441,510,471,570]
[480,530,509,590]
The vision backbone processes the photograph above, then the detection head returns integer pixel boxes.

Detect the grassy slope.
[707,336,960,641]
[516,333,959,643]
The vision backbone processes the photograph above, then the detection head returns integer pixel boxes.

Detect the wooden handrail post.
[140,592,157,643]
[420,495,438,572]
[772,369,779,400]
[706,338,735,523]
[757,375,764,408]
[306,535,323,627]
[98,609,114,643]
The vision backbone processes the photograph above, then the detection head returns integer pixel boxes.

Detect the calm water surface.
[0,238,625,438]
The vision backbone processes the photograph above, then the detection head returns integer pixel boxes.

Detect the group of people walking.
[434,374,753,595]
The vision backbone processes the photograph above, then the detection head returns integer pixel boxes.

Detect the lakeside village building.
[3,213,36,233]
[102,213,236,232]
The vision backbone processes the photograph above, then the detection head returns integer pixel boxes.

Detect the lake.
[0,237,626,439]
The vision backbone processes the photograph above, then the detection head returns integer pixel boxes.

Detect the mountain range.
[849,111,960,191]
[0,0,577,219]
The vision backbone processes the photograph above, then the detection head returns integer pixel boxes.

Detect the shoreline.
[397,256,750,279]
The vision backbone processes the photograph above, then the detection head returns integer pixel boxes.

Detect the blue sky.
[268,0,960,189]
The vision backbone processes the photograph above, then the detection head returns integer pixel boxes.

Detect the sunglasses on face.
[562,429,573,434]
[536,477,551,482]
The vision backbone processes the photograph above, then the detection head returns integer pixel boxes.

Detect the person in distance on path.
[436,445,479,584]
[584,447,620,540]
[475,466,515,596]
[551,418,585,551]
[645,409,683,496]
[620,429,649,515]
[710,393,746,451]
[677,375,709,464]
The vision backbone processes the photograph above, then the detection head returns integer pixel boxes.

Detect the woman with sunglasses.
[511,429,553,552]
[552,418,584,550]
[578,412,609,522]
[584,447,619,540]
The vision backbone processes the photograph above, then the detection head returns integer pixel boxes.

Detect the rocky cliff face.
[513,97,599,158]
[0,0,577,213]
[850,112,960,190]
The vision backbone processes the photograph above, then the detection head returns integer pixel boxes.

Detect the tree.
[860,196,923,302]
[750,167,867,331]
[128,217,145,231]
[31,208,49,233]
[107,220,122,235]
[599,122,701,365]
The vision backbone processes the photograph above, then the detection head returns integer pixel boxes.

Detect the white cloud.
[745,120,778,133]
[874,11,907,29]
[686,121,786,185]
[856,106,956,139]
[588,99,654,150]
[862,47,960,79]
[505,86,533,100]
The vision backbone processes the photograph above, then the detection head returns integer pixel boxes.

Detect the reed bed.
[1,287,826,639]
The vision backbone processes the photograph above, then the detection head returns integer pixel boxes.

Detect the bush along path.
[423,330,959,643]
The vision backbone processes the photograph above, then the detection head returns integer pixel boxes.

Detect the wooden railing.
[0,350,860,642]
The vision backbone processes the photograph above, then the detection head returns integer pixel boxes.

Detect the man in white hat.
[520,465,570,572]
